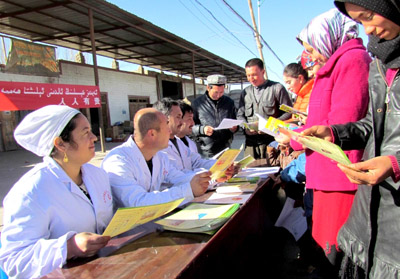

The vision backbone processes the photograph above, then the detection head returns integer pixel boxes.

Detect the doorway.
[128,96,150,121]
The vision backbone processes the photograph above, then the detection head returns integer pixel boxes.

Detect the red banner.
[0,81,101,111]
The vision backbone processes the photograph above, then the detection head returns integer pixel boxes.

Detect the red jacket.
[292,38,371,191]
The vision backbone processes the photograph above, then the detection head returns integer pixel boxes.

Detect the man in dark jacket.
[192,74,237,158]
[237,58,292,159]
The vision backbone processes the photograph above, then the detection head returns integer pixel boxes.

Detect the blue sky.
[0,0,368,85]
[105,0,368,83]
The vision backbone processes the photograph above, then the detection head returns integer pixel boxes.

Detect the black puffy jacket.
[333,59,400,278]
[192,92,237,157]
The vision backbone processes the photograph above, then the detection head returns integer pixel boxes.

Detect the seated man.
[101,108,211,208]
[154,98,216,173]
[177,100,198,154]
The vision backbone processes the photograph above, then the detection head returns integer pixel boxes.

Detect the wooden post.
[88,8,106,153]
[192,53,196,98]
[248,0,267,80]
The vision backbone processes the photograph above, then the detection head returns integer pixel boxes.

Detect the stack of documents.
[215,182,257,194]
[156,203,240,233]
[205,192,251,204]
[235,166,280,178]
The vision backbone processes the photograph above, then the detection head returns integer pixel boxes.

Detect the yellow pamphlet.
[279,104,308,117]
[102,198,184,238]
[278,127,352,167]
[256,114,290,136]
[209,149,241,180]
[242,121,259,131]
[235,154,255,169]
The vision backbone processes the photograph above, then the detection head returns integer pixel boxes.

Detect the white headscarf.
[297,8,359,59]
[14,105,80,157]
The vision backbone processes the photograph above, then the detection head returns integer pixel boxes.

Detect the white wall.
[0,61,211,124]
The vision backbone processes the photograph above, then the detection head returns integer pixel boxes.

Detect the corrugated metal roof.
[0,0,246,83]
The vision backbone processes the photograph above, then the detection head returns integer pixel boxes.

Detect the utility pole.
[248,0,267,79]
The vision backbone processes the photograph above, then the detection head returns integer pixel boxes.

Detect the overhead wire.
[179,0,245,48]
[193,0,259,58]
[220,0,285,67]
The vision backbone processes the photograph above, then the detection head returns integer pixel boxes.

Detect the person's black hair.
[283,62,309,81]
[245,58,264,69]
[179,101,193,116]
[50,113,81,156]
[153,98,179,116]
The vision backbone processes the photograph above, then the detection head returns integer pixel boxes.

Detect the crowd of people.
[0,0,399,278]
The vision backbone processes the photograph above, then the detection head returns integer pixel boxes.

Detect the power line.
[193,0,258,58]
[221,0,285,67]
[179,0,247,49]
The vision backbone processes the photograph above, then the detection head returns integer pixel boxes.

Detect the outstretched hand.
[301,125,333,142]
[338,156,394,186]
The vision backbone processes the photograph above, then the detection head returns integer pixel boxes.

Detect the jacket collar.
[317,38,366,77]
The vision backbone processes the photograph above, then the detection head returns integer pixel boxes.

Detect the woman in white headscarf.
[0,105,113,279]
[277,8,371,277]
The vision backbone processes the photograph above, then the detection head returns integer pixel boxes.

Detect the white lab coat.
[185,136,198,154]
[162,136,215,173]
[101,137,195,208]
[0,157,114,279]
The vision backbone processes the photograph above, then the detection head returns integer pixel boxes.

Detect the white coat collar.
[43,156,93,205]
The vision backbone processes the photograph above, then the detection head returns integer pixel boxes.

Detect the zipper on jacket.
[376,60,399,112]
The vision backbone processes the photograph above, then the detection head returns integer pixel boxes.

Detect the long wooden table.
[43,163,283,279]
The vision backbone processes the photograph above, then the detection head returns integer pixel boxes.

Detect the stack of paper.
[236,166,280,178]
[155,203,240,233]
[205,192,251,204]
[227,176,260,183]
[215,182,257,194]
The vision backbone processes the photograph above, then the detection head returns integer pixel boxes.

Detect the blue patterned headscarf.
[297,8,359,59]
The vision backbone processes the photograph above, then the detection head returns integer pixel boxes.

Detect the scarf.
[334,0,400,68]
[297,8,359,59]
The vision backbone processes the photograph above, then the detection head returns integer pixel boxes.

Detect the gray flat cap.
[207,74,227,85]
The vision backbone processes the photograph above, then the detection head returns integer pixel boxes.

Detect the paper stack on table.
[215,182,257,194]
[235,166,280,178]
[204,192,251,204]
[155,203,240,234]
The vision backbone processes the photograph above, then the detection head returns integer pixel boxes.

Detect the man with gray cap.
[192,74,238,158]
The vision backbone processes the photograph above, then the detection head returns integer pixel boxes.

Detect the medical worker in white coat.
[101,108,211,208]
[177,100,200,154]
[0,105,114,279]
[154,98,216,173]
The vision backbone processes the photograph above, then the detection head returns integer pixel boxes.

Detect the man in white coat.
[154,98,216,173]
[101,108,211,208]
[177,100,198,154]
